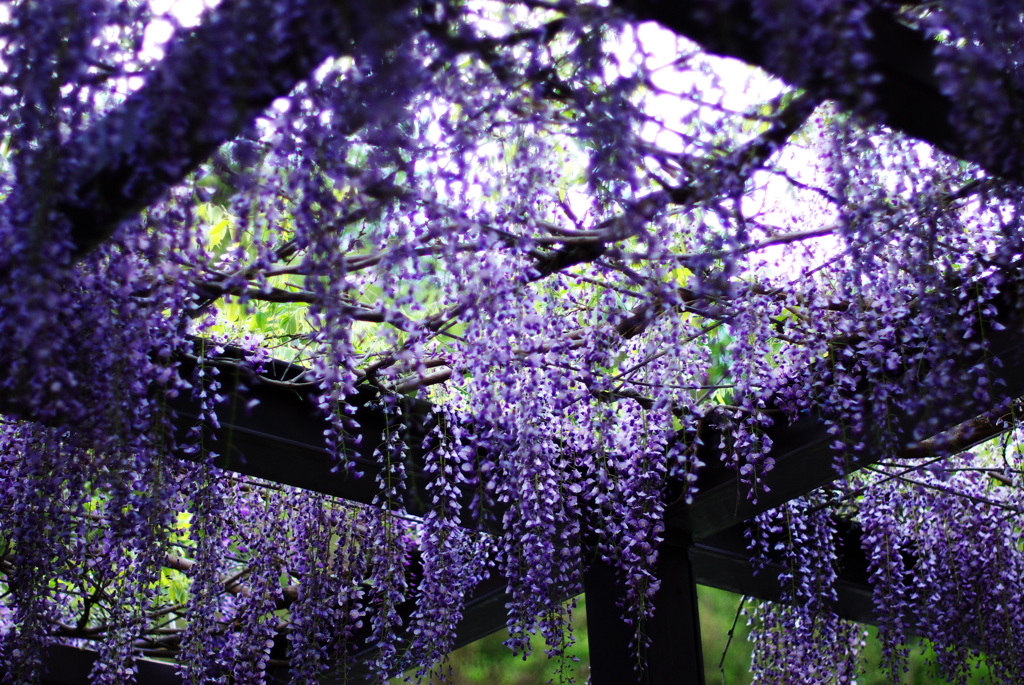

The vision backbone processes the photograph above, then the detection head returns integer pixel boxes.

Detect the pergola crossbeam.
[19,0,1024,681]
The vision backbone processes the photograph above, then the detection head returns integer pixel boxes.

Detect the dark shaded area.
[53,0,410,257]
[616,1,1013,176]
[19,0,1024,681]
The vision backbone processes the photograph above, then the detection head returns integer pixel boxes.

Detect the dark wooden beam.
[670,285,1024,540]
[183,288,1024,545]
[585,558,645,684]
[579,543,708,685]
[41,568,512,685]
[690,524,884,627]
[616,0,1024,182]
[41,644,181,685]
[44,0,411,258]
[170,348,449,521]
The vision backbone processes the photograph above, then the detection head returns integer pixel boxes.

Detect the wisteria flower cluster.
[3,0,1024,683]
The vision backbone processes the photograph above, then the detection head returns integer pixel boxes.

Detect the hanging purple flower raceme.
[856,451,1024,682]
[407,407,494,678]
[924,0,1024,178]
[590,402,672,657]
[856,483,913,679]
[176,343,233,684]
[749,0,877,110]
[219,484,288,684]
[712,297,777,496]
[0,425,71,683]
[356,398,421,680]
[747,496,863,683]
[437,281,590,659]
[286,493,350,683]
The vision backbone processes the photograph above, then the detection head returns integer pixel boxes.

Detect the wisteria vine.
[2,0,1024,683]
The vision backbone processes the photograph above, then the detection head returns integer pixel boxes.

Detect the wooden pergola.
[39,279,1024,683]
[21,1,1024,682]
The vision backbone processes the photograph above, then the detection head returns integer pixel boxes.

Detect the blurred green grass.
[397,587,993,684]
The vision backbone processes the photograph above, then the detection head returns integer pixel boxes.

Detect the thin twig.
[720,595,748,685]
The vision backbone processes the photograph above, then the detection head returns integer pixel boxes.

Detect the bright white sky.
[146,0,777,114]
[145,0,833,272]
[145,0,212,54]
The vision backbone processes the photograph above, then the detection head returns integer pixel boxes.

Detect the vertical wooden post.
[585,540,705,685]
[584,555,641,684]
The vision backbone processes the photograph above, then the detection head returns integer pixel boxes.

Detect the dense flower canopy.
[2,0,1024,683]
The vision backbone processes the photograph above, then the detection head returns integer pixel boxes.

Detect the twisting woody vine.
[2,0,1024,683]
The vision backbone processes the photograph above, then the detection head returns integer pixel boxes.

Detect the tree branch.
[46,0,411,258]
[618,0,1024,180]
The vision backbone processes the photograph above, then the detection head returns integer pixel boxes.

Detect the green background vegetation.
[400,588,993,684]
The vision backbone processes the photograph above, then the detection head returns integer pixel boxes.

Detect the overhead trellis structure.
[5,1,1024,684]
[39,285,1024,684]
